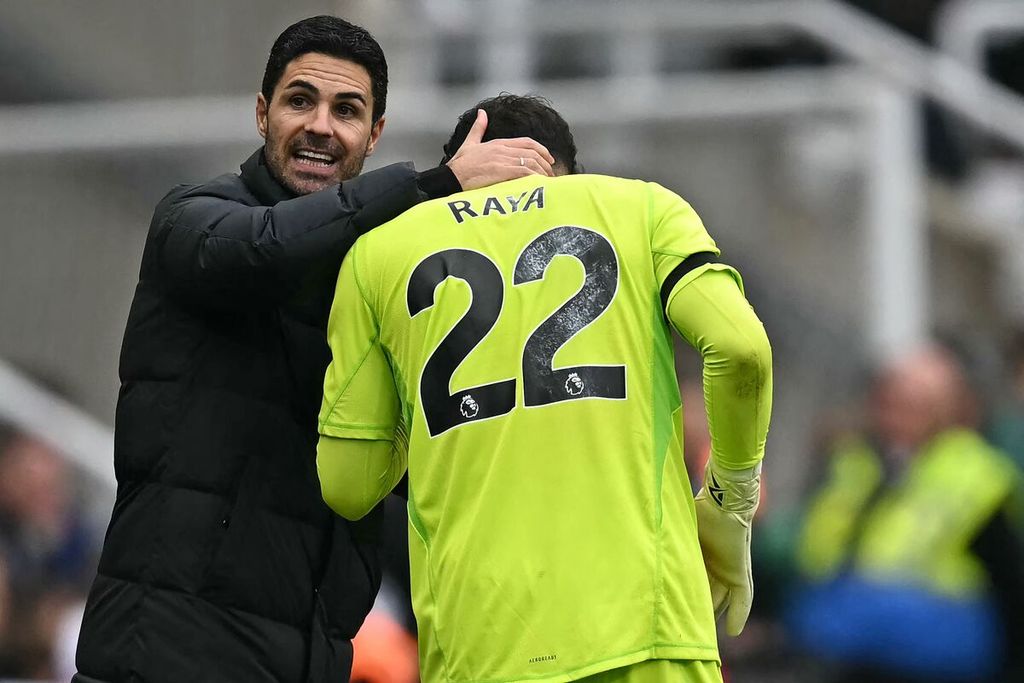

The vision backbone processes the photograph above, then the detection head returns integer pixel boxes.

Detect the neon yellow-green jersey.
[319,174,731,683]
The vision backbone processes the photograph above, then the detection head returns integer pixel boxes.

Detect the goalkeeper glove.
[694,459,761,636]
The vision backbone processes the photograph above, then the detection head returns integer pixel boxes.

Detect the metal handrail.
[2,1,1024,153]
[0,359,114,487]
[0,68,861,154]
[936,0,1024,70]
[387,0,1024,150]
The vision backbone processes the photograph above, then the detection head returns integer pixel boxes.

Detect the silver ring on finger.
[519,156,525,166]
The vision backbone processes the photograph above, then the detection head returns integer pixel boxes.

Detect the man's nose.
[304,104,333,137]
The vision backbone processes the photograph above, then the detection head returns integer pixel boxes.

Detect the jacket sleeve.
[149,162,424,308]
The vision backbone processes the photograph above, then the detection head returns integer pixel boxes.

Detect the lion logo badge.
[565,372,585,396]
[460,394,480,418]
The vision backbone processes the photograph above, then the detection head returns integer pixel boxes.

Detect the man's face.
[257,52,385,195]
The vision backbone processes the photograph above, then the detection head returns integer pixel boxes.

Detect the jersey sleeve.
[318,241,401,441]
[648,182,743,311]
[317,437,408,520]
[667,268,772,471]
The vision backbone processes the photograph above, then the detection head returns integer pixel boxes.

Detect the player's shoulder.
[558,173,686,209]
[524,173,656,220]
[557,172,648,193]
[559,174,693,232]
[353,190,444,259]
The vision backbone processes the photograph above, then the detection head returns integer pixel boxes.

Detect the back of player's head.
[442,94,580,175]
[262,15,388,123]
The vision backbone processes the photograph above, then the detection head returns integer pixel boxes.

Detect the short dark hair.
[261,15,388,122]
[442,94,580,173]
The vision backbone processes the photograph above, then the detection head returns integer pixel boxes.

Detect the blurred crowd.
[0,423,98,681]
[733,339,1024,683]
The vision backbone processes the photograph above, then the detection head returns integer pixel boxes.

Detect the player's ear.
[256,93,269,140]
[365,116,385,157]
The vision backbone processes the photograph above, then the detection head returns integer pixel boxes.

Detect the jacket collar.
[240,148,296,205]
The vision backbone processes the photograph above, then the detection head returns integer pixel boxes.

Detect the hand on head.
[445,110,556,191]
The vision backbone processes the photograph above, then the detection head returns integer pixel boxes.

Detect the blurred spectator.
[986,328,1024,472]
[350,609,419,683]
[787,345,1024,682]
[0,425,96,591]
[681,378,711,492]
[0,421,98,679]
[54,600,86,683]
[377,492,417,635]
[0,553,11,673]
[4,585,82,680]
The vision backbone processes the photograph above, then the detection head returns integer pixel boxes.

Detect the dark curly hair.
[442,94,580,174]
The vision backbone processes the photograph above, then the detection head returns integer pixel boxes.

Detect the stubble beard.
[264,129,369,196]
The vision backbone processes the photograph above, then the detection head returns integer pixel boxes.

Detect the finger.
[526,151,554,176]
[724,585,752,636]
[709,581,729,620]
[502,137,555,166]
[523,158,552,177]
[509,165,536,180]
[507,148,554,177]
[461,109,488,148]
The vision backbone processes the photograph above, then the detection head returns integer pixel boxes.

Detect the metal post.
[481,0,532,92]
[861,80,928,360]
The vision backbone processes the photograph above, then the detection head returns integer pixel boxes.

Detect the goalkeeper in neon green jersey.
[316,95,772,683]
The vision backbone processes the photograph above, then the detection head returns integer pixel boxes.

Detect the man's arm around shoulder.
[149,162,432,307]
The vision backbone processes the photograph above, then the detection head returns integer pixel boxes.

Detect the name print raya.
[446,185,546,223]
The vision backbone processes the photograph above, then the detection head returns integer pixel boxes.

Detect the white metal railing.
[0,69,858,154]
[936,0,1024,72]
[2,1,1022,152]
[934,0,1024,322]
[384,0,1024,149]
[0,358,114,487]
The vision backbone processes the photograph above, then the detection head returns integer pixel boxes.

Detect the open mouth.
[292,149,338,169]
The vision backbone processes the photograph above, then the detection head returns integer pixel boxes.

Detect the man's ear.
[365,116,386,157]
[256,93,269,140]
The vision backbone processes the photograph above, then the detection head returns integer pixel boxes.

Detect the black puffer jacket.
[74,150,453,683]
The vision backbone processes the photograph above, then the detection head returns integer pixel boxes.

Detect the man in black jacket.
[72,15,554,683]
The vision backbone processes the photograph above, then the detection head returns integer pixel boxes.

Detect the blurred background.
[2,0,1024,681]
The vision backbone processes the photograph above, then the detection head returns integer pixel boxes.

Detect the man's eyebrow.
[332,91,366,105]
[284,79,319,95]
[282,80,366,106]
